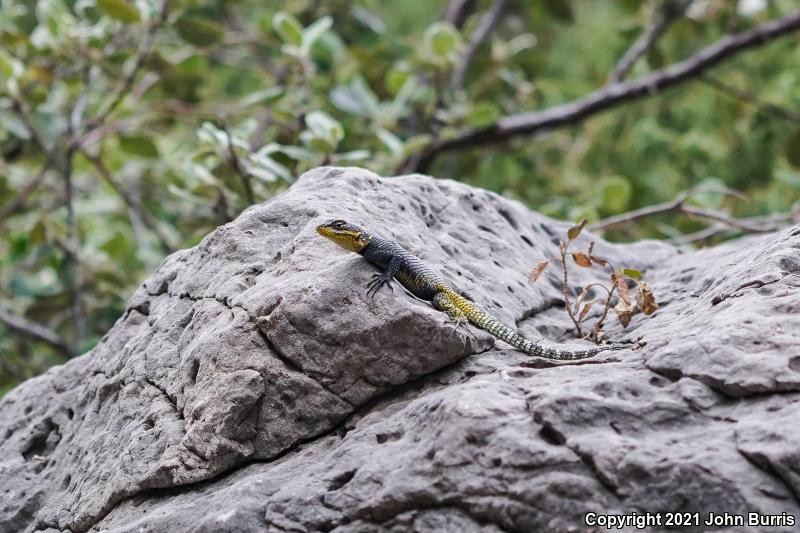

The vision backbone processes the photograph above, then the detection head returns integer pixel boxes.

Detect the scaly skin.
[317,219,631,360]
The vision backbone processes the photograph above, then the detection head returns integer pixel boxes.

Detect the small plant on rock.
[528,219,658,342]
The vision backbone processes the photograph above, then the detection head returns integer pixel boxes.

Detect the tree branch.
[0,309,75,357]
[609,0,692,84]
[221,123,255,205]
[11,98,64,174]
[701,75,800,123]
[443,0,477,29]
[451,0,508,91]
[0,163,49,224]
[590,187,776,233]
[83,3,168,133]
[61,142,84,348]
[81,151,176,252]
[404,9,800,173]
[669,211,798,245]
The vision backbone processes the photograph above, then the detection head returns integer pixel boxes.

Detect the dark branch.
[443,0,477,29]
[82,152,175,252]
[701,75,800,123]
[405,9,800,173]
[84,3,168,133]
[0,163,49,224]
[11,98,65,174]
[590,187,775,233]
[669,211,798,245]
[0,309,75,357]
[452,0,508,91]
[221,123,255,205]
[61,142,84,348]
[609,0,692,84]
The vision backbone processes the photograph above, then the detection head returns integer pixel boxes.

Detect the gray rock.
[1,167,798,533]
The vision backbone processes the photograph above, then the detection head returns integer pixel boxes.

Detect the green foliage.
[1,0,799,393]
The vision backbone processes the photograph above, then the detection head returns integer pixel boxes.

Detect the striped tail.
[440,289,628,361]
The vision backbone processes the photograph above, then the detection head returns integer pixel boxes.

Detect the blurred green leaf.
[300,132,335,154]
[301,16,332,55]
[119,135,159,158]
[466,102,501,128]
[785,130,800,168]
[334,149,370,161]
[9,276,32,296]
[273,11,303,47]
[305,111,344,145]
[0,113,31,140]
[423,22,462,62]
[97,0,140,23]
[331,77,381,121]
[99,231,131,257]
[386,63,412,94]
[30,221,47,245]
[175,16,225,46]
[240,86,285,107]
[377,128,404,156]
[623,268,642,278]
[598,176,632,212]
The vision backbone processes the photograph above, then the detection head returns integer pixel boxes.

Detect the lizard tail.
[440,289,628,361]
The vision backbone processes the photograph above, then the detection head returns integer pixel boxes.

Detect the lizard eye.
[332,220,345,229]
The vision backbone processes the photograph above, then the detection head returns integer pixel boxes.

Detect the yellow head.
[316,219,370,253]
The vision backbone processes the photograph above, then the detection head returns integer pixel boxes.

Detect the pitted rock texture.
[1,167,799,533]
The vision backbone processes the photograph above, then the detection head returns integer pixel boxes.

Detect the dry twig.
[590,187,777,234]
[81,151,175,252]
[701,75,800,124]
[0,309,75,357]
[443,0,477,29]
[0,162,49,224]
[609,0,693,84]
[451,0,508,91]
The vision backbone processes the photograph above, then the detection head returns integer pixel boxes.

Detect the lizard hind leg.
[433,292,474,347]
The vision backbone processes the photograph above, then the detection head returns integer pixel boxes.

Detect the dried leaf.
[590,255,608,266]
[567,219,588,241]
[528,260,549,284]
[637,281,659,315]
[574,284,593,312]
[615,301,633,327]
[579,301,595,322]
[616,274,631,306]
[623,268,643,278]
[571,252,592,267]
[617,308,633,327]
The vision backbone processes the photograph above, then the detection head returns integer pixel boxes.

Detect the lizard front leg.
[366,256,400,298]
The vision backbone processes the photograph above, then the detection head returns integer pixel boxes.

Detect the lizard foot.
[366,273,394,299]
[447,315,474,349]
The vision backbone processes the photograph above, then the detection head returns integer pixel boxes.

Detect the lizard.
[316,219,632,360]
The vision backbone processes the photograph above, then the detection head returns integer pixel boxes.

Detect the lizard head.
[316,219,370,252]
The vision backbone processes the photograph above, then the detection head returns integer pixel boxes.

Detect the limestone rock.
[1,167,798,533]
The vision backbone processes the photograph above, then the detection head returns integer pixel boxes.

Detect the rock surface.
[1,167,799,533]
